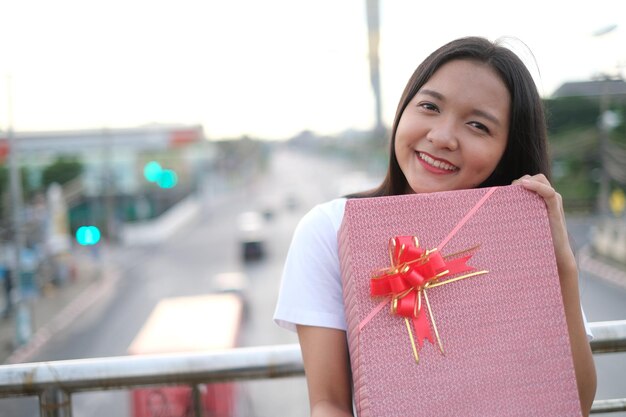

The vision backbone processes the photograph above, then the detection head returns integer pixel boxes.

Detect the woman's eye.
[418,102,439,112]
[468,121,490,133]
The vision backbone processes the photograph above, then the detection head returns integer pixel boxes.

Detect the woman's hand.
[513,174,597,416]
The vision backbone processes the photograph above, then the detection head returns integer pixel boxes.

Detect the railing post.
[39,386,72,417]
[192,384,204,417]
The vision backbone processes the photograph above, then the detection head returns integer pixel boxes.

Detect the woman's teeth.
[418,153,457,171]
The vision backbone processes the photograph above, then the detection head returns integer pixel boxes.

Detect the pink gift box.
[338,185,582,417]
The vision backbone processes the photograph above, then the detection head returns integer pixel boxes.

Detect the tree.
[41,157,83,189]
[544,97,600,134]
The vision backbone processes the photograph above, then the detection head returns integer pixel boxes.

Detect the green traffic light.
[76,225,101,245]
[144,161,163,182]
[157,169,178,189]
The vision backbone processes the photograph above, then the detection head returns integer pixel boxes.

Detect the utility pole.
[593,24,619,217]
[366,0,384,136]
[102,128,116,243]
[6,75,33,346]
[597,80,611,217]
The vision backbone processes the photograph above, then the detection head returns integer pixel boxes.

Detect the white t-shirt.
[274,198,348,332]
[273,198,594,340]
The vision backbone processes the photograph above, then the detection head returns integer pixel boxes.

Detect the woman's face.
[395,59,510,194]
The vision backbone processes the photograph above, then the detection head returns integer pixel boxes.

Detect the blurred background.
[0,0,625,416]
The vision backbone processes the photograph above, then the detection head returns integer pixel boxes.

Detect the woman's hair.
[355,36,550,198]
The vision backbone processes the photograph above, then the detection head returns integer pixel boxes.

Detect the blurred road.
[0,147,361,417]
[0,146,624,416]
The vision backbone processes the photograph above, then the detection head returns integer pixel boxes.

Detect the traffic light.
[157,169,178,189]
[143,161,163,182]
[143,161,177,188]
[76,226,101,245]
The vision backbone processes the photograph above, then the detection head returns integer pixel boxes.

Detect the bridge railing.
[0,320,625,416]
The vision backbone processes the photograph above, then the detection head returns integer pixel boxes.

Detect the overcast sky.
[1,0,625,140]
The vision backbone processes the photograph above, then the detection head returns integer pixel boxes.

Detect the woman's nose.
[426,119,459,151]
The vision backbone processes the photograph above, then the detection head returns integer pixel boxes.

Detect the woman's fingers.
[518,175,563,215]
[518,175,563,220]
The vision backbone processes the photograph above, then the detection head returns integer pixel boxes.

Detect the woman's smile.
[415,151,459,173]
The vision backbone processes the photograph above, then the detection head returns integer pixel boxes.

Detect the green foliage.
[545,97,626,211]
[41,156,83,188]
[544,97,600,134]
[0,165,38,218]
[552,152,599,212]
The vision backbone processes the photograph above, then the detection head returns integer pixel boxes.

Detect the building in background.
[551,79,626,101]
[1,124,210,195]
[0,124,216,241]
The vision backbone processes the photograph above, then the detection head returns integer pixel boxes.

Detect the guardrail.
[0,320,625,416]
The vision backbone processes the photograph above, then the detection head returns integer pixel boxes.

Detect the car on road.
[236,211,267,261]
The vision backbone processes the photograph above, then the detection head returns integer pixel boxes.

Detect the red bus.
[128,293,243,417]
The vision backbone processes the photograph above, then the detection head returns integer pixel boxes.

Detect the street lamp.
[592,24,618,37]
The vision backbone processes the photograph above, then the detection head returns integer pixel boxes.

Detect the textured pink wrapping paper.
[338,185,582,417]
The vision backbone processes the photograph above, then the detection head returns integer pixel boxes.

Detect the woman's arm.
[297,325,354,417]
[518,175,597,416]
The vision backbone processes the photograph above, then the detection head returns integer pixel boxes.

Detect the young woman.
[274,36,597,417]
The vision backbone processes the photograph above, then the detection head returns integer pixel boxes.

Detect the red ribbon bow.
[370,236,478,352]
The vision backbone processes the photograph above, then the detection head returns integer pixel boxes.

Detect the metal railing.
[0,320,625,416]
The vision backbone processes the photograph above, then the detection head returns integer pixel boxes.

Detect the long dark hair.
[353,36,550,198]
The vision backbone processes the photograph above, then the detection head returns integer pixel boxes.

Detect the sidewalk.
[0,244,120,364]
